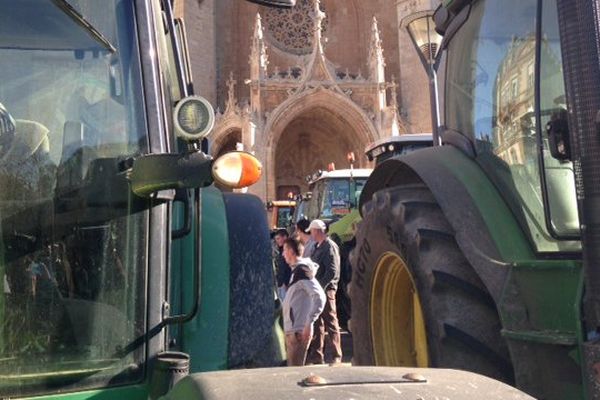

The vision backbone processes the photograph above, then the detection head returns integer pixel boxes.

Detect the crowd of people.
[272,218,343,367]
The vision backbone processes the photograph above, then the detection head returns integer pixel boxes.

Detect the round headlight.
[173,95,215,141]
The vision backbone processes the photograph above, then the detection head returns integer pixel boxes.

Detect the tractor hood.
[160,365,534,399]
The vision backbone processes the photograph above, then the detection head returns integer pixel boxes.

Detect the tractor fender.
[179,188,283,372]
[359,145,534,304]
[222,192,284,368]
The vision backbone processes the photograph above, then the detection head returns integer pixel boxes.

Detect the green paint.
[434,149,583,329]
[20,385,147,400]
[429,148,584,398]
[328,209,361,244]
[179,186,230,372]
[501,329,578,345]
[435,148,534,260]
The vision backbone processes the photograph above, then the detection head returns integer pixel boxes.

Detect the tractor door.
[444,0,580,253]
[0,1,153,397]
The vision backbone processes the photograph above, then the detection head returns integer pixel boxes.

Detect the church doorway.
[273,106,368,199]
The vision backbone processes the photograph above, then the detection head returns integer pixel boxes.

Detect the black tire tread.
[350,184,514,383]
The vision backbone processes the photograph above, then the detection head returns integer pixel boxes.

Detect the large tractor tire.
[223,193,284,368]
[350,184,514,383]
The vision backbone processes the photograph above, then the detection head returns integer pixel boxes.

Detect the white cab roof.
[313,168,373,182]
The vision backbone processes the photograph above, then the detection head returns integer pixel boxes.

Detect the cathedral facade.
[182,0,440,201]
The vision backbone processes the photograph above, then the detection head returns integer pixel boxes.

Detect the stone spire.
[293,0,339,92]
[249,13,268,81]
[310,0,326,55]
[368,16,386,83]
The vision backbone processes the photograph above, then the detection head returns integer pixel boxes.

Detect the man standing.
[273,229,291,301]
[281,237,325,366]
[305,219,343,364]
[295,218,316,258]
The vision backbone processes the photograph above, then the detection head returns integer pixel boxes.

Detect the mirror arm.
[128,151,213,197]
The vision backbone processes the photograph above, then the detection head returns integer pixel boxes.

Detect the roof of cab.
[311,168,372,183]
[365,133,433,154]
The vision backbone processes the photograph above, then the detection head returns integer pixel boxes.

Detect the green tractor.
[0,0,546,399]
[351,0,600,399]
[299,167,372,329]
[0,0,286,398]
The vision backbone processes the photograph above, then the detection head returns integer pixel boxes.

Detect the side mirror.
[546,109,571,161]
[128,150,262,198]
[128,151,213,197]
[244,0,296,7]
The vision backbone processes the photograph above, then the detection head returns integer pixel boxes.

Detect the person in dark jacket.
[305,219,343,364]
[273,228,291,300]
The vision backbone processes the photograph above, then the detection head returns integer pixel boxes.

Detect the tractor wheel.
[350,184,514,383]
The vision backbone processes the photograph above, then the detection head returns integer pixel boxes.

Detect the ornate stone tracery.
[263,0,328,55]
[212,0,406,201]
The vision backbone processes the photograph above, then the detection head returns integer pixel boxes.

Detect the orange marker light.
[212,151,263,188]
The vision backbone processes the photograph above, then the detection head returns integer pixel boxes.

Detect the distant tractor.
[296,167,370,328]
[289,191,311,231]
[350,0,600,399]
[267,199,296,233]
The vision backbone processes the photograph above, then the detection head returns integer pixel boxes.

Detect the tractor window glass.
[320,179,351,219]
[277,207,293,229]
[445,0,579,252]
[538,0,579,237]
[0,0,148,396]
[306,181,324,221]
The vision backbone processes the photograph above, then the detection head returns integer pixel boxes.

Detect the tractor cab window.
[316,178,368,220]
[445,0,580,252]
[0,1,148,397]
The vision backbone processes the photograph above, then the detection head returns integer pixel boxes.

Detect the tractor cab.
[266,199,296,233]
[365,133,433,165]
[0,0,264,398]
[304,168,372,226]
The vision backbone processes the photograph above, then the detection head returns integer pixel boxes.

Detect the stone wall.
[185,0,217,104]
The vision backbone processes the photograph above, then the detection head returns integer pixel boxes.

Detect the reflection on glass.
[0,0,147,397]
[317,179,367,220]
[444,0,579,251]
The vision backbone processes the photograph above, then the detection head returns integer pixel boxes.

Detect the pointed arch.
[263,86,378,200]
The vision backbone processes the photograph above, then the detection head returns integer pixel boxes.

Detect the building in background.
[182,0,439,201]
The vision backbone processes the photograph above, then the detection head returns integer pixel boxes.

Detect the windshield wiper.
[51,0,116,53]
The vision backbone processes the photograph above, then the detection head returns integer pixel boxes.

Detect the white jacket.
[282,258,326,334]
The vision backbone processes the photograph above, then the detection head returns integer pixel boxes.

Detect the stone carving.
[225,71,237,113]
[264,0,328,55]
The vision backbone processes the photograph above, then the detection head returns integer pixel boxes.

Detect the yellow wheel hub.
[370,252,429,367]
